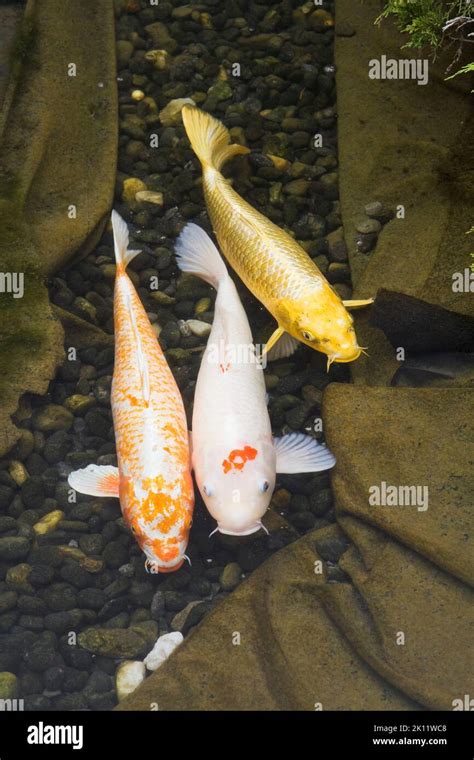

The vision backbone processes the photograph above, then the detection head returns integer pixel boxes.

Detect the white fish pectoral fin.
[126,295,150,403]
[274,433,336,473]
[68,464,120,497]
[343,297,374,309]
[265,329,300,361]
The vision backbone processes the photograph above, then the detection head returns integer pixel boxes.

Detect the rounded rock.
[219,562,242,591]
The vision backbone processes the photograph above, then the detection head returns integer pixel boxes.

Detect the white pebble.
[159,98,196,127]
[178,319,192,337]
[143,632,183,672]
[115,661,146,702]
[186,319,211,338]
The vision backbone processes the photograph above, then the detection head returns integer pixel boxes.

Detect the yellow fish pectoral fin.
[343,297,374,310]
[263,328,300,361]
[266,331,300,362]
[262,326,285,357]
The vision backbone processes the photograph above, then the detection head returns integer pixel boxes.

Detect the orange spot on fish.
[151,537,180,563]
[222,445,258,474]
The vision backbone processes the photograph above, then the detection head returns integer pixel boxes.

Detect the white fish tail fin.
[182,105,250,171]
[175,223,228,289]
[111,210,141,270]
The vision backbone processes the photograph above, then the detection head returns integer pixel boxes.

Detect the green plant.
[376,1,474,81]
[376,1,447,51]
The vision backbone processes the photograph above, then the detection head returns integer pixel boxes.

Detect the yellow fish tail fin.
[182,105,250,171]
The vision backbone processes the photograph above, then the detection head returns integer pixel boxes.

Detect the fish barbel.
[182,105,372,366]
[68,211,194,573]
[175,223,336,536]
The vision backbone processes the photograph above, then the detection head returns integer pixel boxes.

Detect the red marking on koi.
[222,445,258,474]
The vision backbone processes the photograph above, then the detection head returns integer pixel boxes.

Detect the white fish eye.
[260,480,270,493]
[301,330,314,342]
[203,484,213,497]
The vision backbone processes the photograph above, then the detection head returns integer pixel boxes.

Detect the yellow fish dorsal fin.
[125,294,150,404]
[182,105,250,171]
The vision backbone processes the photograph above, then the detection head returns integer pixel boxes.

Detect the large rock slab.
[116,525,419,711]
[324,384,473,585]
[370,289,474,354]
[335,0,473,385]
[0,0,117,456]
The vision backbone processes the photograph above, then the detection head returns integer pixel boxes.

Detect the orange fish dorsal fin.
[68,465,119,497]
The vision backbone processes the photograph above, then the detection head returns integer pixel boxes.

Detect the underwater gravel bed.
[0,0,354,710]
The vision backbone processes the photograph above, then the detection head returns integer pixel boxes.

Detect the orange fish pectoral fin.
[68,464,119,498]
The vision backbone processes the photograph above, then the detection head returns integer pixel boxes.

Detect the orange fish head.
[142,533,191,574]
[125,482,194,573]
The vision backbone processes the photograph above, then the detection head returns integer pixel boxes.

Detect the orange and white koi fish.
[68,212,194,572]
[182,105,373,369]
[175,223,335,536]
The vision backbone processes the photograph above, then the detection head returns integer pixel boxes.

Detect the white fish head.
[197,441,276,536]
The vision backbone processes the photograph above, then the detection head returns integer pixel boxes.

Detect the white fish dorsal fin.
[126,294,150,403]
[111,210,142,270]
[68,465,119,497]
[274,433,336,473]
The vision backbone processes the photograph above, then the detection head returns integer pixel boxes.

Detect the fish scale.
[206,172,323,307]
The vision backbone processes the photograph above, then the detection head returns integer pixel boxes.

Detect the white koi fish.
[175,224,336,536]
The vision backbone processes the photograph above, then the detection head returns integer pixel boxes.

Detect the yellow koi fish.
[182,105,372,367]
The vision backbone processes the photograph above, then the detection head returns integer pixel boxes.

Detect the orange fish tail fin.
[111,210,142,273]
[182,105,250,171]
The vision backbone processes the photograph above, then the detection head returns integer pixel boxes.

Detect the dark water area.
[0,0,355,710]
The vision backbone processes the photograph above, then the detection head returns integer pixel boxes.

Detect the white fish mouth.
[217,522,262,536]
